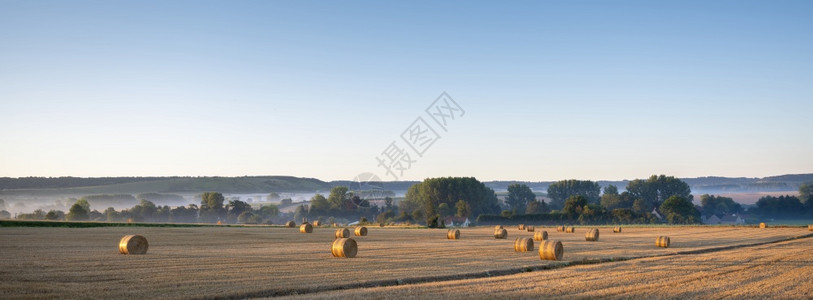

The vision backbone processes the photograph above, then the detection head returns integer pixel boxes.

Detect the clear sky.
[1,0,811,181]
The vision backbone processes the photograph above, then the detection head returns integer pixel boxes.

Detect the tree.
[376,209,395,224]
[404,177,500,225]
[506,184,535,214]
[562,195,588,219]
[699,194,742,217]
[66,200,89,221]
[268,192,281,202]
[169,205,198,223]
[456,199,471,217]
[660,195,701,224]
[227,200,252,223]
[45,210,62,220]
[627,175,692,208]
[754,195,805,218]
[547,180,601,209]
[604,185,619,196]
[525,200,549,214]
[237,211,261,224]
[328,186,349,210]
[437,203,451,218]
[199,192,226,223]
[632,198,650,215]
[258,204,280,220]
[800,183,812,207]
[0,210,10,219]
[280,198,293,206]
[293,205,308,222]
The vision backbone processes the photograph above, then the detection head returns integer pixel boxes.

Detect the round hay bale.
[494,228,508,239]
[216,220,223,225]
[566,226,575,233]
[331,238,358,258]
[809,224,812,231]
[447,229,460,240]
[514,237,534,252]
[656,236,671,248]
[613,226,622,233]
[557,225,565,232]
[285,221,296,228]
[585,228,599,241]
[533,231,548,241]
[300,223,313,233]
[518,224,525,230]
[495,225,503,231]
[335,228,350,238]
[759,222,766,228]
[527,226,535,232]
[118,235,148,255]
[354,226,368,236]
[539,240,563,261]
[127,218,133,224]
[312,220,321,227]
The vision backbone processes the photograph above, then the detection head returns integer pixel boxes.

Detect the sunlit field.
[1,225,810,299]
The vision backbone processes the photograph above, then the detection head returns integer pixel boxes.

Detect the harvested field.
[0,226,810,299]
[290,233,813,299]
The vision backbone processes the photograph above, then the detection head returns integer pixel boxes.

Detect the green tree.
[268,192,281,201]
[800,183,812,207]
[632,198,650,215]
[604,185,619,196]
[626,175,692,208]
[328,186,349,210]
[456,199,471,217]
[66,200,89,221]
[547,180,601,209]
[506,184,535,214]
[226,200,252,223]
[660,195,701,224]
[525,200,549,214]
[562,195,588,219]
[293,205,308,222]
[199,192,226,223]
[699,194,742,217]
[258,204,280,219]
[308,194,329,214]
[45,210,63,220]
[237,211,261,224]
[404,177,500,225]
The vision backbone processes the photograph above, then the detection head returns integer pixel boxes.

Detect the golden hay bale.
[285,221,296,228]
[585,228,599,241]
[539,240,563,261]
[354,226,368,236]
[118,235,148,255]
[533,231,548,241]
[566,226,575,233]
[495,225,503,231]
[331,238,358,258]
[300,223,313,233]
[126,218,133,224]
[613,227,622,233]
[656,236,671,248]
[518,224,525,230]
[335,228,350,238]
[514,237,534,252]
[312,220,321,227]
[527,226,535,232]
[809,224,812,231]
[447,229,460,240]
[494,228,508,239]
[216,220,223,225]
[557,225,565,232]
[759,222,766,228]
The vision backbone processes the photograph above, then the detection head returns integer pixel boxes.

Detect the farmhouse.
[443,216,470,227]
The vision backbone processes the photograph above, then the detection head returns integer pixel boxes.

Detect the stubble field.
[1,225,811,299]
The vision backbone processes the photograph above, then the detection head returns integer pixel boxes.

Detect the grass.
[0,226,810,299]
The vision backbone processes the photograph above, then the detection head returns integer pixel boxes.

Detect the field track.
[1,226,810,299]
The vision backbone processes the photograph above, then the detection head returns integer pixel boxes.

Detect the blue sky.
[1,0,811,181]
